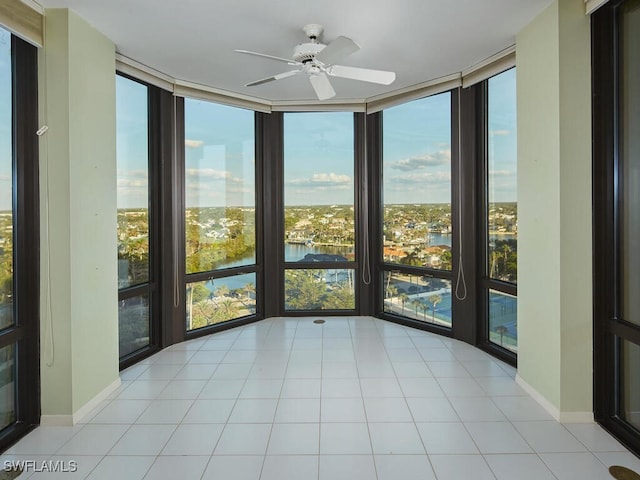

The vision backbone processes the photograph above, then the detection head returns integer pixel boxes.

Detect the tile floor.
[3,316,639,479]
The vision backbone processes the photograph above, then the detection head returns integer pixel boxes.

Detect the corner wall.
[39,8,120,423]
[516,0,593,420]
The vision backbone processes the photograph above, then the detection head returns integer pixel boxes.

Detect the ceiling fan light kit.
[235,24,396,101]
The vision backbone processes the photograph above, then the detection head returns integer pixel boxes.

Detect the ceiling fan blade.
[309,72,336,100]
[245,70,300,87]
[315,36,360,65]
[234,49,301,65]
[327,65,396,85]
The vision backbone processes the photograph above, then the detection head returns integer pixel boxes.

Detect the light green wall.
[517,0,592,415]
[40,8,119,417]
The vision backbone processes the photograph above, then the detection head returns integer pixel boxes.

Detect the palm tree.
[411,299,421,318]
[502,244,512,279]
[215,284,230,299]
[495,325,508,346]
[386,284,398,304]
[219,298,238,320]
[243,282,255,300]
[489,250,501,278]
[399,293,409,314]
[428,294,442,323]
[421,303,429,321]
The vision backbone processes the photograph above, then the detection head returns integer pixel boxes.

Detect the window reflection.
[187,273,256,330]
[116,76,150,288]
[285,269,355,311]
[488,289,517,352]
[184,100,255,274]
[284,113,355,263]
[0,29,13,330]
[383,271,452,327]
[383,93,452,271]
[488,69,518,283]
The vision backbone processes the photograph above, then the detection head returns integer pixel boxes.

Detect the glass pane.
[488,289,517,352]
[621,339,640,430]
[284,269,355,310]
[116,76,150,288]
[184,100,255,273]
[488,69,518,283]
[383,271,452,327]
[0,29,13,329]
[284,113,355,263]
[0,344,15,430]
[383,93,452,270]
[186,273,256,331]
[621,1,640,326]
[118,295,150,357]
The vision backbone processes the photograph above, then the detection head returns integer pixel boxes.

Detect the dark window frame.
[279,111,361,316]
[476,71,518,366]
[178,98,263,339]
[375,90,459,338]
[116,72,165,368]
[0,33,40,451]
[592,0,640,456]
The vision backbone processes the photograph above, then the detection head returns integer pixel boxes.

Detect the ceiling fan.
[235,24,396,100]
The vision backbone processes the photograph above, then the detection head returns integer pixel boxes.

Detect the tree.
[428,294,442,323]
[399,293,409,314]
[215,284,230,299]
[323,283,355,310]
[285,270,326,310]
[495,325,508,346]
[411,299,421,318]
[420,302,429,321]
[385,284,398,304]
[219,298,239,319]
[244,282,255,300]
[440,249,452,270]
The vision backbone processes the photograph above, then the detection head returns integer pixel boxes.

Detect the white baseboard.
[40,414,74,426]
[40,377,121,426]
[559,410,594,423]
[515,374,593,423]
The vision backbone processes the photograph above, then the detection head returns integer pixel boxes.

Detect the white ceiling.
[34,0,553,103]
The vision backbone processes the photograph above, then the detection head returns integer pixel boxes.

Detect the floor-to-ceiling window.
[381,92,454,328]
[116,74,159,361]
[0,26,39,450]
[183,100,258,330]
[594,0,640,456]
[483,68,518,353]
[115,65,523,373]
[282,112,356,312]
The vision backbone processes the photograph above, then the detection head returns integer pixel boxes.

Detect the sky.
[0,28,12,212]
[383,91,452,205]
[284,112,354,206]
[115,69,517,209]
[488,68,518,203]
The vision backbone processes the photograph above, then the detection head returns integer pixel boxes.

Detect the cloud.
[490,130,511,136]
[389,150,451,171]
[185,168,247,187]
[186,168,231,180]
[387,171,451,186]
[287,173,352,188]
[117,169,147,178]
[185,139,204,148]
[489,169,516,177]
[117,170,149,189]
[117,178,148,188]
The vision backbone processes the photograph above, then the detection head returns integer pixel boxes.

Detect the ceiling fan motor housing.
[293,42,326,64]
